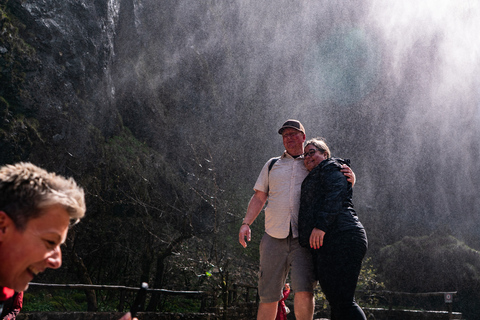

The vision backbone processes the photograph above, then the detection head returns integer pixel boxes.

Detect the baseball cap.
[278,119,305,135]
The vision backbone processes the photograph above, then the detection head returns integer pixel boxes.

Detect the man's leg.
[257,234,289,320]
[294,291,314,320]
[257,301,278,320]
[289,238,316,320]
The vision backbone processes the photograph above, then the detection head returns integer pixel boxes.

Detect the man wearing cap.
[238,119,355,320]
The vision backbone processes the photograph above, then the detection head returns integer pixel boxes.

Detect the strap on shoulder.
[268,157,280,173]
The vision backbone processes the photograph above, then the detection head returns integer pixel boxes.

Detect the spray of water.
[114,0,480,247]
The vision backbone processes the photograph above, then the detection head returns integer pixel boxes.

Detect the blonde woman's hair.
[0,162,86,230]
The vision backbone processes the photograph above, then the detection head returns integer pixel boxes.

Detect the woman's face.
[0,204,70,292]
[304,144,328,171]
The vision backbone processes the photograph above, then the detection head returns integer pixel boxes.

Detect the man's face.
[0,204,70,292]
[282,128,306,156]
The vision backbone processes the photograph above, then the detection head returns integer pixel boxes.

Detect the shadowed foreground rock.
[15,308,463,320]
[17,312,216,320]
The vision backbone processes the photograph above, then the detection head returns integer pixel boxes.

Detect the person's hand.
[309,228,325,249]
[118,312,138,320]
[238,224,251,248]
[340,164,356,186]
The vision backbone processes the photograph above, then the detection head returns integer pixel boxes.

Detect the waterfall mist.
[110,0,480,249]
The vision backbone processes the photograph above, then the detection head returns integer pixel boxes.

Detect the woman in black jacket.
[298,138,367,320]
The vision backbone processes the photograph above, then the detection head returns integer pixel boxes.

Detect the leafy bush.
[23,289,87,312]
[377,233,480,319]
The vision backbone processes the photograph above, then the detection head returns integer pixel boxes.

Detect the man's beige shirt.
[253,151,309,239]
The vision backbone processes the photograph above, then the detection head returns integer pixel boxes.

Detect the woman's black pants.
[312,228,368,320]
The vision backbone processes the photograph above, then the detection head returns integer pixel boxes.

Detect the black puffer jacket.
[298,157,362,248]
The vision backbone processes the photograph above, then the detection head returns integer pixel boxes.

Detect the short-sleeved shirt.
[253,151,309,239]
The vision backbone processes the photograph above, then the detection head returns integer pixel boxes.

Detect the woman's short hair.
[305,137,331,159]
[0,162,86,230]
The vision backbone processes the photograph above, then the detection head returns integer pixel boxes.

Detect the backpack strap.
[268,157,280,173]
[333,157,350,167]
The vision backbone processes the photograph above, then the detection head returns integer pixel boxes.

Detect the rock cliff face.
[1,0,208,294]
[2,0,203,167]
[1,0,182,187]
[4,0,120,152]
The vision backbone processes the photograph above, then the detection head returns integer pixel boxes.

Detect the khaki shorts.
[258,233,317,303]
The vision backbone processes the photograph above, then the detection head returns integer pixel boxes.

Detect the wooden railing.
[29,282,210,313]
[356,290,460,320]
[27,283,460,319]
[28,282,259,312]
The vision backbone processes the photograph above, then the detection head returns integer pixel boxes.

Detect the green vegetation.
[356,257,385,308]
[23,290,87,312]
[158,296,202,313]
[0,3,37,106]
[0,3,41,165]
[378,233,480,319]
